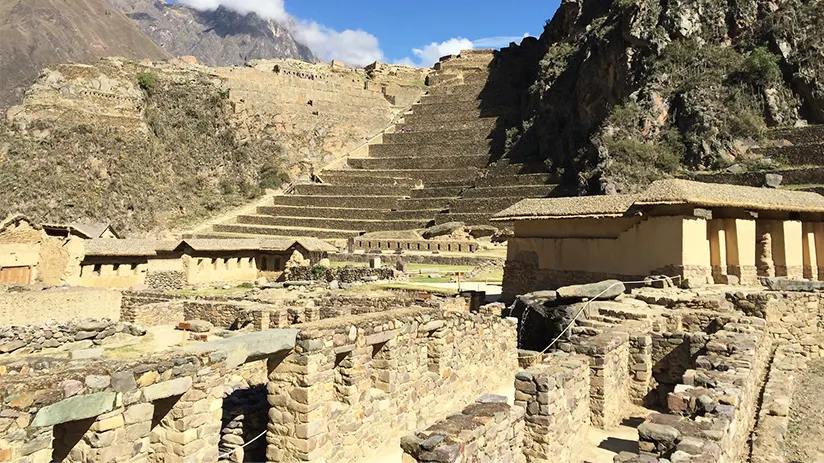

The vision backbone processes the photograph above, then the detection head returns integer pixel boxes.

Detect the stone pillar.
[708,220,728,283]
[680,217,712,285]
[779,221,804,279]
[757,221,775,277]
[727,219,758,285]
[814,223,824,281]
[803,223,819,281]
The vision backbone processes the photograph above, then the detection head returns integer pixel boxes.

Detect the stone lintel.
[32,392,116,427]
[365,330,398,346]
[143,376,193,402]
[185,328,299,368]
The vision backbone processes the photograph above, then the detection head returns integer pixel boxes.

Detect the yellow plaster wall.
[510,215,694,276]
[76,262,148,289]
[183,254,259,285]
[147,257,185,272]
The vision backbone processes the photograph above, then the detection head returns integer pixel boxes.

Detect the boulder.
[183,320,214,333]
[508,292,586,351]
[423,222,464,239]
[557,280,626,300]
[764,173,783,188]
[637,422,680,450]
[468,225,498,238]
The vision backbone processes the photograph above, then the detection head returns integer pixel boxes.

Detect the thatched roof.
[84,240,177,257]
[293,238,338,253]
[180,239,271,252]
[180,238,337,253]
[635,179,824,212]
[493,179,824,221]
[43,222,120,239]
[492,195,639,221]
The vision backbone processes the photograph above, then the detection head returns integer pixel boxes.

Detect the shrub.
[742,47,782,87]
[259,161,289,190]
[137,72,158,96]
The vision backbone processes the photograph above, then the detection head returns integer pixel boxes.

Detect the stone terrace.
[202,45,560,241]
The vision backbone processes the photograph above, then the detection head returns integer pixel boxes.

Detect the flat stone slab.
[557,280,626,300]
[143,377,192,402]
[32,392,116,427]
[70,348,105,360]
[761,277,824,292]
[184,328,298,368]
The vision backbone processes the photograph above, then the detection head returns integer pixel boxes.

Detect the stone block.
[70,348,104,360]
[143,377,193,402]
[32,392,116,427]
[92,414,125,432]
[124,403,154,424]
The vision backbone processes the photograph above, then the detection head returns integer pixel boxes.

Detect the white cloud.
[180,0,289,22]
[410,38,474,68]
[292,20,384,66]
[472,34,529,49]
[178,0,383,67]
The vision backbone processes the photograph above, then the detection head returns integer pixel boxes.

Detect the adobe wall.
[266,307,518,462]
[182,254,258,285]
[0,287,121,326]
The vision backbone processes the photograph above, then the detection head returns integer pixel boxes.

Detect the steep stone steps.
[403,111,511,125]
[475,173,558,187]
[367,141,491,157]
[213,223,360,240]
[394,198,454,211]
[409,100,511,117]
[409,186,466,198]
[236,214,426,232]
[349,155,488,171]
[383,127,495,145]
[428,71,494,87]
[771,125,824,145]
[319,168,480,185]
[754,145,824,166]
[447,197,530,214]
[271,195,402,209]
[690,167,824,187]
[290,183,411,196]
[257,205,387,220]
[434,212,502,227]
[397,117,500,134]
[317,171,420,186]
[461,184,558,198]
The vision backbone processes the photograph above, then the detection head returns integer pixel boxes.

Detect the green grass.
[408,276,453,284]
[328,261,369,268]
[407,263,475,272]
[371,283,458,296]
[466,268,504,283]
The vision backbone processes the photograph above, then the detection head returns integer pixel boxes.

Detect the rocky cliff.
[501,0,824,194]
[0,58,427,235]
[0,0,171,110]
[107,0,317,67]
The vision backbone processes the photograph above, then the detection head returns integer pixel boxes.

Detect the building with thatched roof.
[493,179,824,299]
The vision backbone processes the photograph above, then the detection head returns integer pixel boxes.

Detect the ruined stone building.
[495,179,824,299]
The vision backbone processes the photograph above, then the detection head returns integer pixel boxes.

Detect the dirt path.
[786,358,824,462]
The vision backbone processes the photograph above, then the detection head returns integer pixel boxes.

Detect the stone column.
[708,220,728,283]
[726,219,758,285]
[757,221,775,277]
[814,223,824,281]
[779,221,804,279]
[803,223,819,281]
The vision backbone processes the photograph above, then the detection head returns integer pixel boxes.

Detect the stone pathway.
[571,406,654,463]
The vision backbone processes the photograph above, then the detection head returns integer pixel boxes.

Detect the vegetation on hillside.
[0,72,287,234]
[503,0,824,194]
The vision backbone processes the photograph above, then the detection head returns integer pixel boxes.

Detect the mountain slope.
[498,0,824,194]
[0,0,171,110]
[107,0,316,66]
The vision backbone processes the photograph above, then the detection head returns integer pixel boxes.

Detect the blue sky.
[178,0,561,67]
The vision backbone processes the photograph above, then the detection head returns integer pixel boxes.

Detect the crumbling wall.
[514,355,590,462]
[265,307,518,462]
[0,318,144,356]
[400,399,526,463]
[730,292,823,354]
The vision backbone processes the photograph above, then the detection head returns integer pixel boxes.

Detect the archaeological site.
[4,0,824,462]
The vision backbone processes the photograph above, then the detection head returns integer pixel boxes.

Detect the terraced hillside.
[689,125,824,193]
[202,48,562,240]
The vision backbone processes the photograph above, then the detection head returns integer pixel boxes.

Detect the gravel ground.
[786,358,824,462]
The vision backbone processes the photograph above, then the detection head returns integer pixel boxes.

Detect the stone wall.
[0,287,121,326]
[353,238,479,254]
[284,265,394,283]
[635,317,771,462]
[730,291,823,354]
[514,354,590,462]
[401,397,525,463]
[266,307,518,462]
[123,302,184,327]
[330,253,504,268]
[0,319,144,356]
[145,270,186,291]
[750,344,807,463]
[567,332,632,428]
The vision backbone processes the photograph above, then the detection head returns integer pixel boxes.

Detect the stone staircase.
[689,125,824,192]
[201,49,560,241]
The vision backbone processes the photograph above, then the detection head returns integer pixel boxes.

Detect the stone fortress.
[6,38,824,463]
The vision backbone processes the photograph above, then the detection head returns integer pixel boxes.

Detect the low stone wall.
[636,317,771,462]
[144,270,186,291]
[514,354,590,462]
[729,291,823,354]
[567,332,631,428]
[401,398,525,463]
[284,265,394,282]
[220,360,269,462]
[266,307,519,462]
[0,319,144,355]
[0,287,121,326]
[123,302,184,327]
[353,238,479,254]
[331,253,504,267]
[751,344,807,463]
